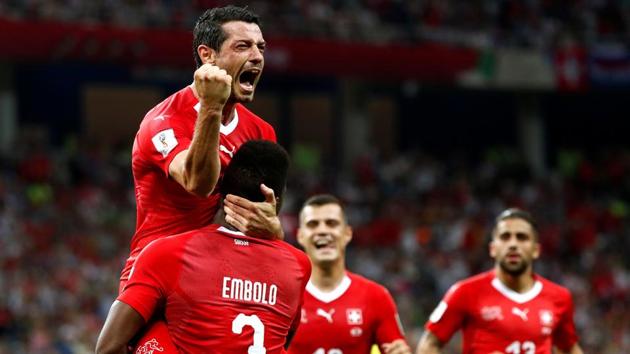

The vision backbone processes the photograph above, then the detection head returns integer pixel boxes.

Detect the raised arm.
[168,63,231,197]
[415,331,443,354]
[96,301,145,354]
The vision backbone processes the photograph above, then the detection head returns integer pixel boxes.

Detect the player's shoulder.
[146,227,198,250]
[235,104,273,129]
[347,271,391,295]
[275,241,311,273]
[536,274,572,298]
[448,270,494,295]
[139,86,195,129]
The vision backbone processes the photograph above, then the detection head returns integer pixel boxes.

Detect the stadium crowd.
[1,0,629,47]
[0,129,628,353]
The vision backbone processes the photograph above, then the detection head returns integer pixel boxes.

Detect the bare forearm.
[415,331,442,354]
[95,342,128,354]
[556,344,584,354]
[96,301,145,354]
[182,105,222,196]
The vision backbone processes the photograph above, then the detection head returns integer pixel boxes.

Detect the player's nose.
[249,46,263,64]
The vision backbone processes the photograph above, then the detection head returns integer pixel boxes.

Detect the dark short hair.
[300,194,347,222]
[493,208,539,238]
[220,140,289,202]
[192,5,261,67]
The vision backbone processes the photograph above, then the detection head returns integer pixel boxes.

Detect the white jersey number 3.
[506,341,535,354]
[232,313,266,354]
[313,349,342,354]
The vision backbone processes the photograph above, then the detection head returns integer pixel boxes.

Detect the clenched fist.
[194,63,232,109]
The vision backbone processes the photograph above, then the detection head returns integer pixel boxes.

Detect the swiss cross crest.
[346,308,363,325]
[539,309,554,326]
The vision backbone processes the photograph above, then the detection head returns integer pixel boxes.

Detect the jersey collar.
[306,274,352,303]
[192,102,239,136]
[217,226,246,237]
[491,276,543,304]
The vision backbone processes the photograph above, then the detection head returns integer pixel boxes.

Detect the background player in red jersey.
[121,5,281,291]
[416,208,584,354]
[288,194,411,354]
[96,140,312,354]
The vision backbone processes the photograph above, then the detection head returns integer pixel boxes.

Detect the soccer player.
[416,208,584,354]
[122,5,279,292]
[96,140,311,354]
[288,195,411,354]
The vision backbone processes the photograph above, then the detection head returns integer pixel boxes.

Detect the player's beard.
[499,257,529,276]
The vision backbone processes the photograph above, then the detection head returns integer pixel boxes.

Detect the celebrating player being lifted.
[288,194,411,354]
[416,208,584,354]
[121,5,279,292]
[97,140,311,354]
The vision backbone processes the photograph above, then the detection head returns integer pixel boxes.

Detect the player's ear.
[197,44,217,65]
[533,241,541,260]
[296,227,307,249]
[489,239,497,258]
[343,225,353,246]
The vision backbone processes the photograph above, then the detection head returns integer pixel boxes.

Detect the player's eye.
[306,220,318,228]
[516,233,530,241]
[326,220,340,227]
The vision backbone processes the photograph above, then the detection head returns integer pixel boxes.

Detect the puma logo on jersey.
[512,307,529,321]
[316,308,335,323]
[135,338,164,354]
[220,144,236,158]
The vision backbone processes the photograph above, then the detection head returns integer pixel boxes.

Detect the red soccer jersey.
[122,85,276,283]
[425,270,579,354]
[118,224,311,354]
[288,272,405,354]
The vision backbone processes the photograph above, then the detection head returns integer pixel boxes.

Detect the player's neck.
[190,84,236,125]
[311,262,346,292]
[212,204,239,232]
[221,102,236,125]
[495,267,535,293]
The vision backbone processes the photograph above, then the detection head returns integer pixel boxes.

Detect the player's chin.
[234,85,256,102]
[314,251,339,262]
[500,260,527,275]
[234,92,255,103]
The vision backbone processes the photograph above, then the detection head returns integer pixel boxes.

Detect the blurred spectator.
[3,0,630,50]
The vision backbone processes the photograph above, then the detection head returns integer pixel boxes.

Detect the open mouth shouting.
[237,67,261,95]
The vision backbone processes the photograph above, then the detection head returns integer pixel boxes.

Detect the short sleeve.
[552,290,579,351]
[137,113,193,177]
[424,283,468,344]
[117,239,179,321]
[374,286,405,346]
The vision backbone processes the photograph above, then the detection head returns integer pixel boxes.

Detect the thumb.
[260,184,276,204]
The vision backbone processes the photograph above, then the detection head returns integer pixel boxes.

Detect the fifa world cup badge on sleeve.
[152,129,178,157]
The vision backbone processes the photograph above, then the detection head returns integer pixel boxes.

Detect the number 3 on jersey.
[232,313,266,354]
[314,349,342,354]
[506,341,535,354]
